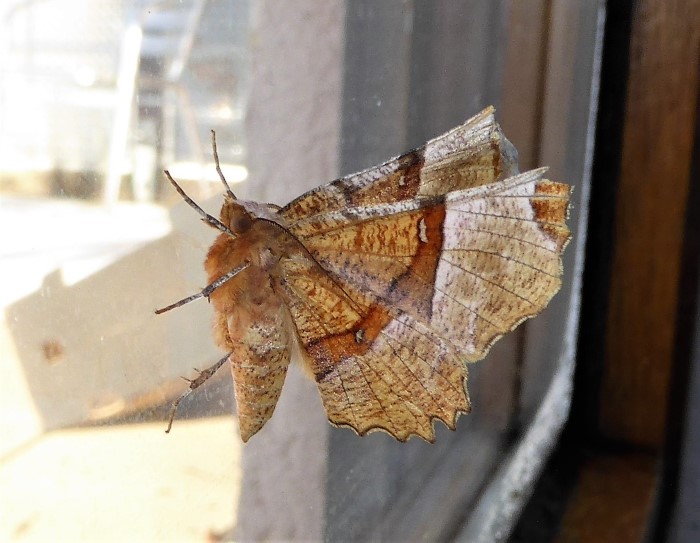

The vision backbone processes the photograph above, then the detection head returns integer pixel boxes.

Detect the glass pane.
[1,1,599,541]
[1,1,249,540]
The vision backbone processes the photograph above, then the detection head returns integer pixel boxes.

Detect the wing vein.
[380,323,465,398]
[284,281,360,427]
[446,248,559,277]
[441,226,562,253]
[451,208,566,227]
[438,258,538,306]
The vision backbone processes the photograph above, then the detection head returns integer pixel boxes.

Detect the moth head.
[220,198,254,235]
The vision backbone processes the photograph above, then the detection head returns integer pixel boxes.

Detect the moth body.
[205,198,305,441]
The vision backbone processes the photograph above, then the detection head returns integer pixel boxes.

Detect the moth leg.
[165,351,231,433]
[210,129,237,199]
[155,261,250,314]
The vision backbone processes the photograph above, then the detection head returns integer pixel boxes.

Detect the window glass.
[0,1,600,540]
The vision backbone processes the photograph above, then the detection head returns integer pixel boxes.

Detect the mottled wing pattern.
[276,168,569,441]
[277,254,469,442]
[279,107,518,224]
[288,169,570,362]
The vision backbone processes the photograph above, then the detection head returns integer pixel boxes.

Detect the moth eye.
[232,214,253,233]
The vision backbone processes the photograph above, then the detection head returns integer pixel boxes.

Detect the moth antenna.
[154,261,250,314]
[211,130,237,200]
[163,170,235,237]
[165,352,231,433]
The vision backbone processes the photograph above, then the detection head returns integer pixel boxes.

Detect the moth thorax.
[259,247,281,272]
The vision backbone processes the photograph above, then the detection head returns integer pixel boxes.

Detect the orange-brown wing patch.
[279,107,518,225]
[277,255,469,442]
[292,206,444,318]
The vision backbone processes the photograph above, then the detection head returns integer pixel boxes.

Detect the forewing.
[277,254,469,442]
[279,107,518,226]
[290,169,571,362]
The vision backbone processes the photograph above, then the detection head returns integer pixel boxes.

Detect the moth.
[157,107,571,443]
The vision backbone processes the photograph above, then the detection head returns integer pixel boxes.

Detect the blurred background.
[0,1,698,542]
[0,0,249,203]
